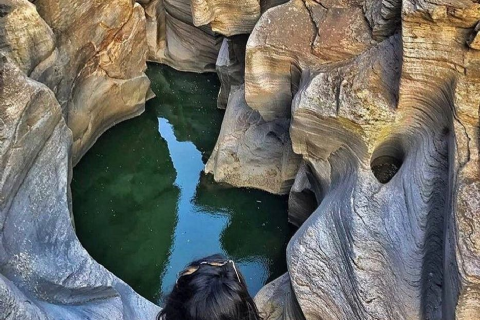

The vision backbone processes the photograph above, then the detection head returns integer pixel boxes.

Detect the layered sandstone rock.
[250,1,480,320]
[0,0,158,318]
[0,56,159,320]
[139,0,289,74]
[191,0,260,36]
[139,0,222,72]
[34,0,151,164]
[189,0,289,36]
[1,0,151,164]
[206,85,301,194]
[245,0,387,121]
[216,35,248,109]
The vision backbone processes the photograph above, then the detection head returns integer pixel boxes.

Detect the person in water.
[158,254,262,320]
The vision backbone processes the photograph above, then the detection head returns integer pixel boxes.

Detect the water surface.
[72,64,293,304]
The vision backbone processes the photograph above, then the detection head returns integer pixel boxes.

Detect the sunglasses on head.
[176,260,241,285]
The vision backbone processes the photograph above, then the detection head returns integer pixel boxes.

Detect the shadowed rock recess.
[1,1,479,320]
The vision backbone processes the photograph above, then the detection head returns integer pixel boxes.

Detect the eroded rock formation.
[216,35,248,109]
[1,0,479,319]
[0,0,158,318]
[139,0,222,72]
[2,0,151,164]
[232,1,479,319]
[204,0,480,319]
[206,85,300,194]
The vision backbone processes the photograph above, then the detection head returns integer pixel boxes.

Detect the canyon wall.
[1,0,479,319]
[206,0,480,319]
[138,0,222,72]
[0,0,158,318]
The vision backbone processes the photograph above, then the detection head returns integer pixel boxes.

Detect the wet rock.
[206,85,301,195]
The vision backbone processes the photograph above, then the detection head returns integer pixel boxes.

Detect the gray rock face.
[1,0,151,164]
[216,35,248,109]
[0,0,159,318]
[138,0,289,73]
[287,162,319,228]
[206,85,301,195]
[254,273,305,320]
[34,0,151,164]
[0,57,159,319]
[250,1,480,319]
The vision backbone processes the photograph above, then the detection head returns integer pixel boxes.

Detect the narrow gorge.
[1,0,479,320]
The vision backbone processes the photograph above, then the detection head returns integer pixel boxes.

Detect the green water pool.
[71,64,294,305]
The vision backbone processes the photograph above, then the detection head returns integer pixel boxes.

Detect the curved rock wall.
[2,0,479,319]
[138,0,289,73]
[206,85,301,194]
[139,0,222,72]
[207,0,480,319]
[3,0,151,164]
[0,0,159,318]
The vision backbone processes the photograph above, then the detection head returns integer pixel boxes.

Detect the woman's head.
[159,254,261,320]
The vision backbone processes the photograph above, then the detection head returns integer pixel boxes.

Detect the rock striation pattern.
[138,0,222,72]
[203,0,480,319]
[206,85,301,194]
[190,0,260,36]
[2,0,151,164]
[232,1,480,320]
[1,0,480,319]
[0,0,159,318]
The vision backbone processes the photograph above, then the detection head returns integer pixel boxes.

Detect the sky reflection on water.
[72,64,293,305]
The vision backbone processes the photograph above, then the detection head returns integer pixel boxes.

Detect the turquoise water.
[72,64,293,305]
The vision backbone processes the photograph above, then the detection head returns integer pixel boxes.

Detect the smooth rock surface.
[245,0,379,121]
[206,85,301,195]
[250,1,480,319]
[0,0,159,318]
[139,0,222,72]
[24,0,151,164]
[0,57,159,319]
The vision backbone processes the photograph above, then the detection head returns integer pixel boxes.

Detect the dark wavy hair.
[158,254,262,320]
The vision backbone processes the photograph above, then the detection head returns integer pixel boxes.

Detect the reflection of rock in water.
[146,65,223,162]
[72,107,180,303]
[194,172,292,294]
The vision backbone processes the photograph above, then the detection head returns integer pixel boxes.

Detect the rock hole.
[371,142,404,184]
[0,4,12,17]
